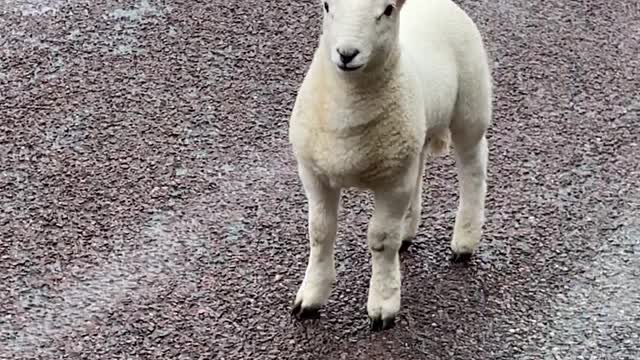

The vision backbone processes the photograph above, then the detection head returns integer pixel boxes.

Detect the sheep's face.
[321,0,404,74]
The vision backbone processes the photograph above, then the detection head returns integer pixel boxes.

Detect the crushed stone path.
[1,0,638,359]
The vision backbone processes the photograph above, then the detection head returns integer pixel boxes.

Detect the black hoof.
[369,316,396,332]
[399,240,413,253]
[291,302,321,320]
[450,251,472,263]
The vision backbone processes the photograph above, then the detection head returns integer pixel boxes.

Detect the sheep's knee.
[368,225,402,254]
[426,129,451,157]
[368,187,412,254]
[308,203,338,250]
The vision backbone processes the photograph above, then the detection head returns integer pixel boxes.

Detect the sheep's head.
[320,0,405,75]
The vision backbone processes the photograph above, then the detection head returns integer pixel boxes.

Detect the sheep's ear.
[396,0,406,9]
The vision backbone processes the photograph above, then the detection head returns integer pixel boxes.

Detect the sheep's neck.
[319,45,402,131]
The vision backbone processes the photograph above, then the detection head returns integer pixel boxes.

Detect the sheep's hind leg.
[291,166,340,319]
[367,170,415,331]
[400,149,426,253]
[450,133,488,263]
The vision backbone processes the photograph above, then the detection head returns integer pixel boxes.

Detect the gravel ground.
[1,0,639,359]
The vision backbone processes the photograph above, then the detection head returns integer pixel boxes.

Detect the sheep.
[287,0,492,331]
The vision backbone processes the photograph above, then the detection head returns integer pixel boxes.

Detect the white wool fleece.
[288,0,493,331]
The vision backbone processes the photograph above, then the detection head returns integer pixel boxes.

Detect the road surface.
[1,0,639,359]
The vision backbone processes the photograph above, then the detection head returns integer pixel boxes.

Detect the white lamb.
[288,0,492,331]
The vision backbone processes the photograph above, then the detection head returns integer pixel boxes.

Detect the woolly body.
[288,0,492,331]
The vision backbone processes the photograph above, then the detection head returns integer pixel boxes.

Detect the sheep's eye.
[383,4,394,16]
[324,2,329,13]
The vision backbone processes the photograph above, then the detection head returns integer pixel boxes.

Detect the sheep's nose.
[337,48,360,65]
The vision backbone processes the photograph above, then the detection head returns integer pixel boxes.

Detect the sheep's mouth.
[338,64,363,72]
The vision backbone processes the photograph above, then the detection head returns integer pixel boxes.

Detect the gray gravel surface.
[1,0,639,359]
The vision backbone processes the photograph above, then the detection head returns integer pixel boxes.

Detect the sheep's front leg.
[291,165,340,319]
[367,172,415,331]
